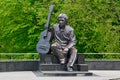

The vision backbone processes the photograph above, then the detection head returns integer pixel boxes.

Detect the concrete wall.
[0,60,120,72]
[86,60,120,70]
[0,61,39,72]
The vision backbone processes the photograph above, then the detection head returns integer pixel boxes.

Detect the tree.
[0,0,119,53]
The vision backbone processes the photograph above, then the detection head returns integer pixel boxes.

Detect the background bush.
[0,0,119,54]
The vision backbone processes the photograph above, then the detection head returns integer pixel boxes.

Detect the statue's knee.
[71,47,77,53]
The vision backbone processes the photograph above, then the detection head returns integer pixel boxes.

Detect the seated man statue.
[51,13,77,71]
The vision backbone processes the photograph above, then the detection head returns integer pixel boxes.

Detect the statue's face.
[58,17,66,28]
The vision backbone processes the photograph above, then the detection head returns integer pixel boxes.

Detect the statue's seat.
[39,53,88,71]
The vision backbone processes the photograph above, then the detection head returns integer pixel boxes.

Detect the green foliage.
[0,53,39,60]
[0,0,120,54]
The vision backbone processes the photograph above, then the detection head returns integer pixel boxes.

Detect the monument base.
[37,71,92,76]
[38,54,92,76]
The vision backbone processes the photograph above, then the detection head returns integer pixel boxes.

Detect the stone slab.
[39,64,88,71]
[40,53,85,64]
[40,71,92,76]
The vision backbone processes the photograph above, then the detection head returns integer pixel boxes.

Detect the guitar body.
[36,5,54,54]
[36,30,51,54]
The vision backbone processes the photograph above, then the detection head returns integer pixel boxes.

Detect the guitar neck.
[45,12,51,37]
[45,5,54,37]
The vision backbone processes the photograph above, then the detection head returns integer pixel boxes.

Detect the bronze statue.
[51,13,77,71]
[36,5,77,71]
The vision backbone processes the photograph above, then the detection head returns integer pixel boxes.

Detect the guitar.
[36,5,54,54]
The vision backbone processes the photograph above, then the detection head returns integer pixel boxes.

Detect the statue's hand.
[60,46,69,53]
[64,48,69,52]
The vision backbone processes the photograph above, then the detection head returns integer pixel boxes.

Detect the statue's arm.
[66,30,76,49]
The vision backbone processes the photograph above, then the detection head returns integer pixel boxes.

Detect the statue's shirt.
[53,24,76,48]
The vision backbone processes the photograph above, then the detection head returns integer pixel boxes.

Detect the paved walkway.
[0,70,120,80]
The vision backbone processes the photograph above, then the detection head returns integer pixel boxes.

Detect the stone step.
[40,71,92,76]
[39,64,88,71]
[40,53,85,64]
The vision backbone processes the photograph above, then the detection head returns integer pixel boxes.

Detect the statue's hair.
[58,13,68,24]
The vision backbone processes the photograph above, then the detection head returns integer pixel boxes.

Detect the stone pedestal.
[39,53,92,76]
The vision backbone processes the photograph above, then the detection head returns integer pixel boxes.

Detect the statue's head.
[58,13,68,28]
